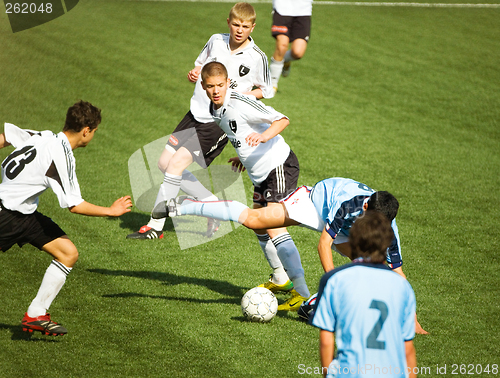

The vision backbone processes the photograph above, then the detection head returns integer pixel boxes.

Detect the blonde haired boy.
[127,3,274,240]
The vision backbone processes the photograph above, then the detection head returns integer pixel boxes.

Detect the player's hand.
[109,196,133,216]
[228,157,246,173]
[415,319,429,335]
[245,132,266,147]
[187,67,201,83]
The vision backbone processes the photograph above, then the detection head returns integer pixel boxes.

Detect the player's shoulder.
[247,39,269,64]
[208,33,229,43]
[230,91,272,114]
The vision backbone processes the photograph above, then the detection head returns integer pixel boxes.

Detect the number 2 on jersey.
[366,300,388,350]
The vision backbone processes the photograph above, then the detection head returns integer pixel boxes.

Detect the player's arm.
[244,87,263,99]
[69,196,132,217]
[319,329,335,378]
[0,132,11,149]
[393,267,428,335]
[318,228,335,272]
[187,65,202,83]
[245,117,289,147]
[405,340,417,378]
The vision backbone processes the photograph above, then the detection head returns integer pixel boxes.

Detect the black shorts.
[166,111,228,168]
[0,206,66,252]
[271,11,311,42]
[253,150,300,205]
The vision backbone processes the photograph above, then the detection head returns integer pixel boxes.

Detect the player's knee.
[274,42,288,58]
[61,246,79,267]
[167,151,192,174]
[157,160,168,173]
[291,49,305,60]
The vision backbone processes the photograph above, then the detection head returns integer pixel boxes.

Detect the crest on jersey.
[239,65,250,77]
[229,120,237,133]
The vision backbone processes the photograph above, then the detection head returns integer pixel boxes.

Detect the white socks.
[270,57,284,88]
[256,233,289,285]
[148,170,219,231]
[147,172,182,231]
[27,260,71,318]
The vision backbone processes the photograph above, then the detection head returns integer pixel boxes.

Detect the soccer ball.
[241,287,278,323]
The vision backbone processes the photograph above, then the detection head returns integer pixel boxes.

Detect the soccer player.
[127,2,274,240]
[0,101,132,336]
[199,61,310,310]
[310,211,417,378]
[269,0,313,93]
[160,177,427,333]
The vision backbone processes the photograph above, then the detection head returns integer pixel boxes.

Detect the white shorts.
[281,185,325,232]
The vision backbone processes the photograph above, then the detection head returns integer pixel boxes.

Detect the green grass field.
[1,0,499,377]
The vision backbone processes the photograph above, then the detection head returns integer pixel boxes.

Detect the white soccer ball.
[241,287,278,323]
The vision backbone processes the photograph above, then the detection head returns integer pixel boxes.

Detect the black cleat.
[151,199,180,220]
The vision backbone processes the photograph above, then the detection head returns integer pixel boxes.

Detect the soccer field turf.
[1,1,499,377]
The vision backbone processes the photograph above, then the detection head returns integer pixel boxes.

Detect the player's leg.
[270,11,291,92]
[287,38,308,61]
[281,16,311,78]
[253,202,292,292]
[256,152,309,307]
[266,223,311,310]
[27,237,78,316]
[128,146,193,239]
[22,215,73,336]
[178,197,299,229]
[128,112,223,239]
[270,34,289,90]
[180,120,228,237]
[157,145,175,174]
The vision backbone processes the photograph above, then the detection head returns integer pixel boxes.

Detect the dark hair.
[201,61,228,82]
[349,211,394,263]
[367,191,399,221]
[63,100,101,133]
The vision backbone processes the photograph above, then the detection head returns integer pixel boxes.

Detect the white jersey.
[210,90,290,185]
[273,0,313,16]
[190,34,274,123]
[0,123,84,214]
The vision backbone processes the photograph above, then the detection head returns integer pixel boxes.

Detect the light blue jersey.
[311,261,416,378]
[310,178,402,268]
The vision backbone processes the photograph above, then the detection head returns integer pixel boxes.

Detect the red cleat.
[22,313,67,336]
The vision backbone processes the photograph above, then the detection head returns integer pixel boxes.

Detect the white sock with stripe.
[27,260,72,318]
[256,233,289,285]
[147,172,182,231]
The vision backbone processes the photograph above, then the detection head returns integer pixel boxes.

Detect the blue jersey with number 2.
[311,262,416,378]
